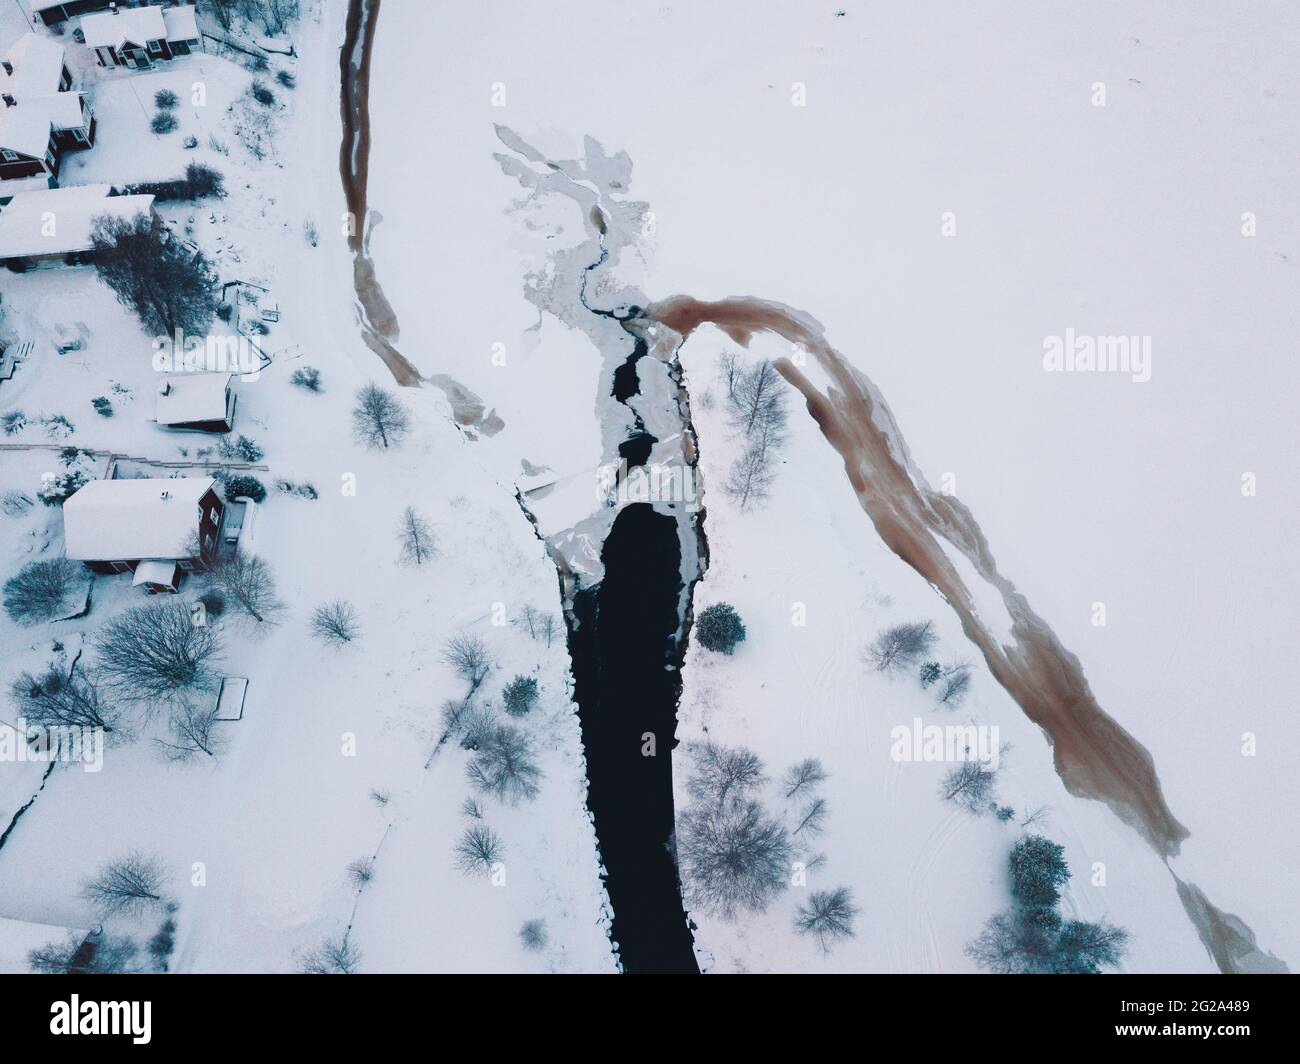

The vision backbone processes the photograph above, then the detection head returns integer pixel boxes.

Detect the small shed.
[155,372,236,432]
[130,558,179,594]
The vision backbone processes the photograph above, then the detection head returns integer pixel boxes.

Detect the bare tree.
[794,887,859,952]
[301,933,360,975]
[11,667,123,736]
[3,557,82,624]
[939,667,972,707]
[205,552,283,625]
[724,444,775,511]
[460,797,483,820]
[467,723,543,804]
[729,360,788,439]
[156,699,226,762]
[793,796,829,837]
[310,601,360,645]
[940,760,998,814]
[538,613,560,648]
[260,0,299,35]
[686,742,766,808]
[1020,804,1050,829]
[396,507,437,565]
[29,933,139,975]
[782,758,828,799]
[676,798,792,919]
[519,918,548,952]
[95,601,221,703]
[454,823,503,876]
[442,633,493,695]
[514,604,542,639]
[865,621,936,672]
[718,351,742,398]
[347,859,374,888]
[352,382,410,450]
[82,853,167,918]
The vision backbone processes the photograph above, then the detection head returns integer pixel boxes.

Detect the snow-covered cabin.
[156,372,237,432]
[0,183,155,268]
[63,476,224,585]
[81,4,201,69]
[30,0,163,28]
[0,916,95,974]
[0,35,95,185]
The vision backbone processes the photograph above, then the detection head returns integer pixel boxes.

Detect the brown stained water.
[340,0,502,433]
[647,295,1287,975]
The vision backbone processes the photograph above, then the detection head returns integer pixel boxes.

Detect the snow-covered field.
[363,0,1297,971]
[0,0,1294,975]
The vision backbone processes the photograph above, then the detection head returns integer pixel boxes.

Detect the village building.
[63,476,224,592]
[0,34,95,185]
[156,372,237,432]
[29,0,131,28]
[81,4,202,69]
[0,183,156,268]
[0,915,95,974]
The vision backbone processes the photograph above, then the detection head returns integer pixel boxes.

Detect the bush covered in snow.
[290,366,322,392]
[151,112,178,135]
[225,476,266,503]
[501,675,538,717]
[695,602,746,655]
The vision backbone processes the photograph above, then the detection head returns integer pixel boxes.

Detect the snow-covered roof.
[0,916,91,974]
[132,558,179,586]
[63,476,215,562]
[162,5,199,42]
[36,91,87,130]
[0,184,155,260]
[81,5,167,50]
[1,34,67,96]
[0,101,53,158]
[156,372,232,425]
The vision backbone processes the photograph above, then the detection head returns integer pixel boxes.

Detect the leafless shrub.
[301,933,359,975]
[95,601,221,703]
[793,796,829,837]
[442,633,493,693]
[718,350,742,398]
[519,919,548,952]
[369,788,390,807]
[794,887,859,952]
[940,760,998,814]
[454,823,503,876]
[866,621,936,672]
[156,699,227,762]
[205,551,284,625]
[676,798,792,920]
[782,758,828,799]
[347,858,374,887]
[82,853,167,918]
[686,742,766,808]
[3,557,82,624]
[460,797,483,820]
[11,666,124,736]
[310,600,360,645]
[939,666,972,707]
[467,723,542,804]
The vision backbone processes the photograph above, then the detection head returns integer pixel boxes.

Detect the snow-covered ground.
[0,1,613,973]
[1,0,1293,975]
[363,0,1297,971]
